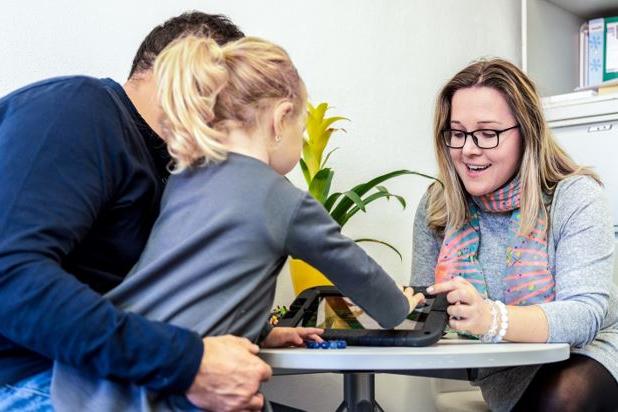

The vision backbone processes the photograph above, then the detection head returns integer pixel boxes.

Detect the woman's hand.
[427,277,493,335]
[260,327,324,348]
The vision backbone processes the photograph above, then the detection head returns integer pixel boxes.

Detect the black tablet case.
[277,286,448,347]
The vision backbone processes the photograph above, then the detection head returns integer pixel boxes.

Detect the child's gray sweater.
[51,153,410,411]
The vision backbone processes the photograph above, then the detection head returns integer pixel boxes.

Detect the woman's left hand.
[260,327,324,348]
[427,277,493,335]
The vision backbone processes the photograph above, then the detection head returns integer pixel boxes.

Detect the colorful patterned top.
[435,176,555,305]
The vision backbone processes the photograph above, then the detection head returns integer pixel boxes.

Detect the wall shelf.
[522,0,618,96]
[544,94,618,127]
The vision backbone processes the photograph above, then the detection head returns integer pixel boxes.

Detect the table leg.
[335,373,384,412]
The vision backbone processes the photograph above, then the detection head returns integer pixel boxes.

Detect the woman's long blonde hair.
[427,58,599,234]
[154,35,306,173]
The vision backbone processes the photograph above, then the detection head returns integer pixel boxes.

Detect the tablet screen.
[301,296,432,331]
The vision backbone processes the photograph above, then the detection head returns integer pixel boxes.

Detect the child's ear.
[272,100,295,138]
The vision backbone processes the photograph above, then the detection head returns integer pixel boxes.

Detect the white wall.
[1,1,521,410]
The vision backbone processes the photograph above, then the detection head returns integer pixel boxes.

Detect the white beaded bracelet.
[480,299,498,343]
[492,300,509,343]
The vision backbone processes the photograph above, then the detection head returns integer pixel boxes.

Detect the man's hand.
[260,327,324,348]
[186,335,272,412]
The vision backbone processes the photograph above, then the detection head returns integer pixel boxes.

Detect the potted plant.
[289,102,437,294]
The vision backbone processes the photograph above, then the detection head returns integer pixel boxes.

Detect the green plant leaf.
[340,190,407,226]
[375,186,407,209]
[320,147,339,169]
[308,168,334,204]
[321,115,347,129]
[324,192,343,212]
[303,103,348,179]
[302,139,320,179]
[374,185,407,208]
[375,185,390,199]
[299,158,311,187]
[354,238,402,260]
[333,190,366,225]
[314,128,334,154]
[306,103,328,145]
[318,116,348,140]
[313,102,328,119]
[331,170,431,223]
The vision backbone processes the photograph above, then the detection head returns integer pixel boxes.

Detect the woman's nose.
[461,135,482,156]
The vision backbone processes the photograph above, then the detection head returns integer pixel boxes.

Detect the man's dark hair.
[129,11,244,78]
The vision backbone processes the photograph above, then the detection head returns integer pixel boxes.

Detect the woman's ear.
[272,100,295,140]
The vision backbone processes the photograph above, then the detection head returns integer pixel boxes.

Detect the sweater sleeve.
[284,193,409,329]
[0,82,202,392]
[537,176,614,347]
[410,191,442,287]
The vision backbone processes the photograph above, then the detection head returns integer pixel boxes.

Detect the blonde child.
[51,35,423,411]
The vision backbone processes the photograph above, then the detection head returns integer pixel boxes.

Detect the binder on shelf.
[604,16,618,82]
[584,16,618,88]
[588,18,605,87]
[579,23,589,89]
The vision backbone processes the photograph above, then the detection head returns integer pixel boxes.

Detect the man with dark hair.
[0,11,273,411]
[129,12,243,77]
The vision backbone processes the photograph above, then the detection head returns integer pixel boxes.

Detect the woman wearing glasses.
[411,58,618,411]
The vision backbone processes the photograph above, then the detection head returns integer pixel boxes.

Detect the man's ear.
[272,100,295,138]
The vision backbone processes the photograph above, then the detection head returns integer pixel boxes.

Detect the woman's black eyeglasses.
[442,125,520,149]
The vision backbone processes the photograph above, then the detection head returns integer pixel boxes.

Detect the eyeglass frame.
[441,124,520,149]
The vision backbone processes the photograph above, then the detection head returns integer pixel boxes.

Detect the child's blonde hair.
[154,35,306,173]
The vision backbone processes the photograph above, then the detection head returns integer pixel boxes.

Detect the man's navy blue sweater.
[0,76,202,393]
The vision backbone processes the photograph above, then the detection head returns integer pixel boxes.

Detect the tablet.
[276,286,448,347]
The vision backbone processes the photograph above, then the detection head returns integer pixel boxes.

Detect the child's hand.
[403,286,426,311]
[261,327,324,348]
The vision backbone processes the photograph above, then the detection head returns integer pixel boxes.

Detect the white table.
[260,338,570,412]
